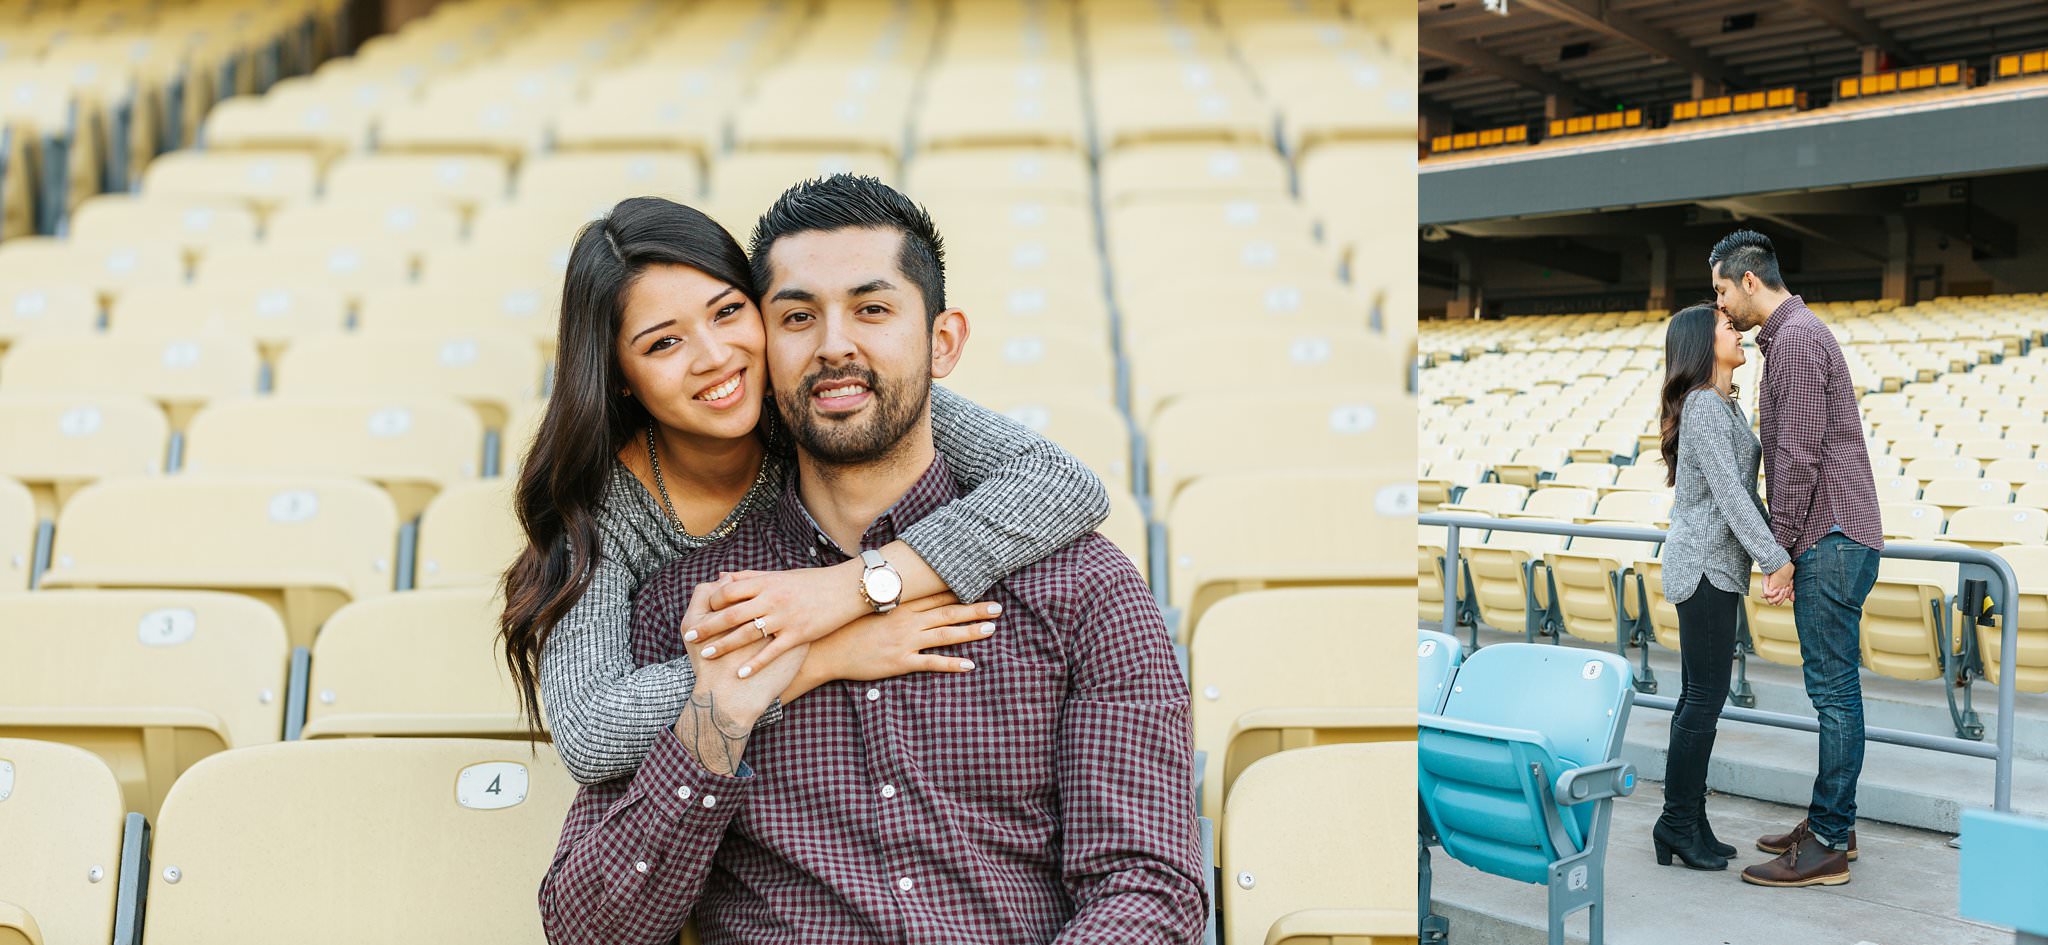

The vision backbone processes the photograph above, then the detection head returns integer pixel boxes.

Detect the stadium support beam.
[1491,237,1623,283]
[1419,94,1494,135]
[1788,0,1916,66]
[1417,27,1607,111]
[1512,0,1748,89]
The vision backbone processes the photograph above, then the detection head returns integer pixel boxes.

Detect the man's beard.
[778,364,929,466]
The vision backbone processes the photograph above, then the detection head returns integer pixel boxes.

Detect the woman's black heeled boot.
[1699,811,1737,858]
[1653,819,1730,870]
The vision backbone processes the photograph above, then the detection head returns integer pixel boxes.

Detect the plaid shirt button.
[676,786,690,801]
[897,876,914,892]
[881,784,897,799]
[702,795,717,809]
[865,687,880,702]
[634,861,648,874]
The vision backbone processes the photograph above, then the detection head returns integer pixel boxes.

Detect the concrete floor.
[1428,787,2015,945]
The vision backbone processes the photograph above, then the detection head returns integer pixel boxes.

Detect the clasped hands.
[1762,560,1796,606]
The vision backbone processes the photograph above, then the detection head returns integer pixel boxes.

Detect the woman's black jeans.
[1662,580,1740,830]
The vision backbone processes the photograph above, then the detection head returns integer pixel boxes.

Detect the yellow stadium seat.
[0,590,288,818]
[710,151,895,215]
[375,98,550,162]
[1,478,30,590]
[1189,587,1408,823]
[1151,391,1406,513]
[1129,328,1397,426]
[970,394,1132,492]
[904,148,1091,201]
[415,479,522,590]
[108,283,350,358]
[915,66,1086,153]
[1861,545,1963,682]
[1547,462,1619,490]
[1986,458,2048,484]
[1103,489,1149,579]
[42,476,399,649]
[941,324,1115,405]
[183,397,484,519]
[0,238,184,306]
[1874,474,1923,504]
[141,151,320,213]
[140,738,578,944]
[1959,438,2032,464]
[1100,143,1289,205]
[1167,471,1410,637]
[0,394,166,517]
[302,588,526,738]
[1636,557,1687,652]
[275,334,542,429]
[195,244,413,304]
[514,152,701,207]
[1608,461,1668,492]
[69,194,260,261]
[355,284,562,354]
[324,154,512,213]
[264,201,466,261]
[2018,481,2048,509]
[0,283,96,356]
[198,93,375,158]
[1920,478,2012,517]
[1437,481,1528,517]
[550,96,725,159]
[0,737,124,945]
[1580,489,1672,526]
[1945,506,2048,550]
[1501,487,1598,521]
[1881,502,1947,540]
[1466,527,1565,636]
[1544,537,1654,648]
[0,334,260,430]
[1904,454,1976,483]
[1983,545,2048,693]
[1221,743,1414,945]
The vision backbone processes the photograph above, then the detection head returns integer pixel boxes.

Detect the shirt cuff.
[632,725,754,822]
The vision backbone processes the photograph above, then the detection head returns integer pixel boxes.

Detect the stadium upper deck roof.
[1419,0,2048,132]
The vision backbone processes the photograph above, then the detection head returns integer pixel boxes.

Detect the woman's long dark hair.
[1658,304,1726,487]
[500,196,758,738]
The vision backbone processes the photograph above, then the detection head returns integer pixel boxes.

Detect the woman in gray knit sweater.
[1654,304,1795,871]
[499,196,1110,784]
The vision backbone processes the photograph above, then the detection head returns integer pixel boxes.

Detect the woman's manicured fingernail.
[738,666,753,679]
[980,623,995,635]
[703,646,717,657]
[684,630,698,642]
[960,659,975,670]
[986,603,1002,615]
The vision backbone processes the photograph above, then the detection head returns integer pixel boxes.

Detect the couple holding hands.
[1656,230,1884,887]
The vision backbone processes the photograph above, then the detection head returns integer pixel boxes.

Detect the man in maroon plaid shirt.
[537,176,1207,945]
[1711,229,1883,890]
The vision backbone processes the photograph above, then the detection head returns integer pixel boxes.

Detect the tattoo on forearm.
[677,691,750,776]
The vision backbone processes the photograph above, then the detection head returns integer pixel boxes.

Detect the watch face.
[865,566,903,604]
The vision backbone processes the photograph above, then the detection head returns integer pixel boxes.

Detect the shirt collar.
[771,451,958,557]
[1754,293,1805,355]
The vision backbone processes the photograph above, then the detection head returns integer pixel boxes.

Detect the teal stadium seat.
[1959,808,2048,942]
[1415,628,1464,944]
[1418,643,1637,945]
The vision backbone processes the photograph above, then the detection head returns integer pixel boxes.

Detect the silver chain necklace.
[645,422,772,543]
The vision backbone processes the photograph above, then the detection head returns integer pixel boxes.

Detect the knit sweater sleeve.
[906,384,1113,601]
[537,512,781,785]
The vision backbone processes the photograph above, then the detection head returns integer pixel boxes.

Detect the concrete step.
[1440,625,2048,833]
[1428,789,2015,945]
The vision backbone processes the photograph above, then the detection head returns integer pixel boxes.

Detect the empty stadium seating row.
[0,0,345,238]
[0,584,1410,945]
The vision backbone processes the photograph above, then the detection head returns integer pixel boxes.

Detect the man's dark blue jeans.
[1791,533,1880,850]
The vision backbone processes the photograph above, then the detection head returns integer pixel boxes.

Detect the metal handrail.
[1421,512,2022,813]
